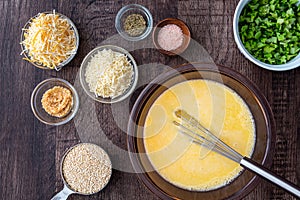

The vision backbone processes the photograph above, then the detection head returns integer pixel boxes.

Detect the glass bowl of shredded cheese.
[80,45,138,103]
[20,11,79,71]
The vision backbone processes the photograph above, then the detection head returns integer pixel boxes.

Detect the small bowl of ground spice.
[31,78,79,125]
[115,4,153,41]
[153,18,191,56]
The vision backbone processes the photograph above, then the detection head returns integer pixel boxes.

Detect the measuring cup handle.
[51,185,74,200]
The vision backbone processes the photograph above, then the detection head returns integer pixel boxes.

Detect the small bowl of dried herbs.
[115,4,153,41]
[233,0,300,71]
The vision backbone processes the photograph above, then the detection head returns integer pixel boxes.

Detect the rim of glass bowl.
[31,78,79,125]
[79,45,138,104]
[115,4,153,41]
[127,63,275,200]
[20,11,79,71]
[233,0,300,71]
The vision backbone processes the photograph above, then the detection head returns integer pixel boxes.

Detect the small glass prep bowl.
[31,78,79,125]
[79,45,138,104]
[20,11,79,71]
[127,63,275,200]
[233,0,300,71]
[115,4,153,41]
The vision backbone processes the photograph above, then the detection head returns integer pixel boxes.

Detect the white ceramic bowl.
[233,0,300,71]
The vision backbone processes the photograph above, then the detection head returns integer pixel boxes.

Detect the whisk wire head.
[174,109,243,163]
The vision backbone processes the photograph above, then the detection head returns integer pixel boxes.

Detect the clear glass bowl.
[127,63,275,200]
[20,11,79,71]
[115,4,153,41]
[31,78,79,125]
[79,45,138,104]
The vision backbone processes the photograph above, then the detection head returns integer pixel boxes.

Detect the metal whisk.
[173,109,300,198]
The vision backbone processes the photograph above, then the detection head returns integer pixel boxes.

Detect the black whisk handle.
[240,157,300,198]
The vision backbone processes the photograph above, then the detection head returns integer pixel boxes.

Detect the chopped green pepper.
[239,0,300,65]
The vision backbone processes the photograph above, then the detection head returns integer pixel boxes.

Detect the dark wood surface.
[0,0,299,199]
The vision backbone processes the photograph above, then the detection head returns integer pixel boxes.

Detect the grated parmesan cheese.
[85,49,134,98]
[20,10,77,69]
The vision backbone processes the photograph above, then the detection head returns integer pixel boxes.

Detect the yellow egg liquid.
[143,80,255,191]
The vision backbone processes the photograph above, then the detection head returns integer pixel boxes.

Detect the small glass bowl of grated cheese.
[20,10,79,71]
[80,45,138,103]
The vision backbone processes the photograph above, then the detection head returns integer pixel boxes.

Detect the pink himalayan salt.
[157,24,183,51]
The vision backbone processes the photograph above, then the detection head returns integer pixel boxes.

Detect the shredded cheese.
[21,11,77,69]
[85,49,134,98]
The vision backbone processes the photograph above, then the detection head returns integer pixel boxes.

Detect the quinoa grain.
[62,143,112,194]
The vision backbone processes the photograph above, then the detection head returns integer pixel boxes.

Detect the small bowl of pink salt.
[152,18,191,56]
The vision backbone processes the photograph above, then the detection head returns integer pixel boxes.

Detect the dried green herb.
[124,14,146,36]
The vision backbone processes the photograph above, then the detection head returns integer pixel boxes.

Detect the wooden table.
[1,0,299,199]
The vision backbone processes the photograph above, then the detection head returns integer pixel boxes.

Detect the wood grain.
[0,0,299,199]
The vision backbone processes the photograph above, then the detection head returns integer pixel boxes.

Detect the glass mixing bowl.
[127,63,275,200]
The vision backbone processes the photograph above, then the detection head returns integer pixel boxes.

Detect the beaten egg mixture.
[143,80,255,191]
